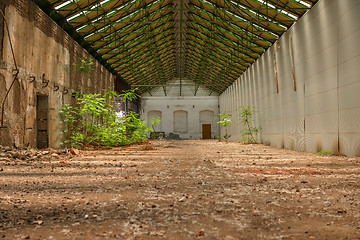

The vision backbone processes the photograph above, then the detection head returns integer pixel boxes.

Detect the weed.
[217,112,232,142]
[237,106,261,143]
[316,150,333,156]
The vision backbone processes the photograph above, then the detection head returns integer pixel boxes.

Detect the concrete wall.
[141,80,220,139]
[219,0,360,157]
[0,0,115,148]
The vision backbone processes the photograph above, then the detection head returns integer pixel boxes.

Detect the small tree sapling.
[217,111,232,142]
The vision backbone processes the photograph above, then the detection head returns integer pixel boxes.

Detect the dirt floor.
[0,140,360,240]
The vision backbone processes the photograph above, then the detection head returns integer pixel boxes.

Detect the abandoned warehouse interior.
[1,0,360,239]
[0,0,359,157]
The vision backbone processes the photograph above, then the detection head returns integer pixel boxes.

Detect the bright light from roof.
[294,0,311,8]
[257,0,275,9]
[76,25,87,31]
[67,13,81,21]
[280,10,298,20]
[100,0,112,5]
[55,0,71,10]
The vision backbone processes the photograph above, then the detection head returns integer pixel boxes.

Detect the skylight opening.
[100,0,112,5]
[67,13,81,21]
[257,0,275,9]
[294,0,311,8]
[55,0,72,10]
[96,26,108,33]
[85,32,95,39]
[203,0,215,7]
[280,10,298,20]
[92,16,103,23]
[152,0,161,5]
[230,1,246,10]
[90,3,100,10]
[107,10,116,16]
[76,25,87,31]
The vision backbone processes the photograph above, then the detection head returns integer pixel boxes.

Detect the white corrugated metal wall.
[219,0,360,157]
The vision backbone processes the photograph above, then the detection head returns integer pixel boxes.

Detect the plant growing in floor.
[217,111,232,142]
[60,92,152,148]
[118,88,140,114]
[149,116,164,139]
[237,106,261,143]
[62,57,150,148]
[150,116,161,132]
[316,150,333,156]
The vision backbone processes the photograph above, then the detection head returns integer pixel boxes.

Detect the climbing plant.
[217,111,232,142]
[237,106,261,143]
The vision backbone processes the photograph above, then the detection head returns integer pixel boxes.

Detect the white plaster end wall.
[219,0,360,157]
[140,80,220,139]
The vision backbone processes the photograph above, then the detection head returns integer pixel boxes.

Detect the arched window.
[199,110,214,124]
[173,110,188,133]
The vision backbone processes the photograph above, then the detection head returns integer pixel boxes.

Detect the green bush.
[63,57,151,148]
[60,91,152,148]
[217,111,232,142]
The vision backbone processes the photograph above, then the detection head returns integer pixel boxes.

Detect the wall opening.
[36,95,49,149]
[202,124,211,139]
[173,110,188,133]
[200,110,214,138]
[148,110,162,132]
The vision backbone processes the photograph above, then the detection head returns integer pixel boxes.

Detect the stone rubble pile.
[0,145,75,161]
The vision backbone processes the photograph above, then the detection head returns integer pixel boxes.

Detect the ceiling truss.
[33,0,318,95]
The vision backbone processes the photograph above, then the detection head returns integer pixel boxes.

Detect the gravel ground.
[0,140,360,239]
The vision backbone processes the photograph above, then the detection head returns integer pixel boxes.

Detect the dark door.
[36,95,49,149]
[202,124,211,139]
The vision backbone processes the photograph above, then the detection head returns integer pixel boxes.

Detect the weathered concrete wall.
[219,0,360,156]
[0,0,115,148]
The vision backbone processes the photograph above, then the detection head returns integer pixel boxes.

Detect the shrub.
[217,111,232,142]
[237,106,261,143]
[60,91,152,148]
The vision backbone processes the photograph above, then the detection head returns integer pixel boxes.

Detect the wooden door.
[202,124,211,139]
[36,95,49,149]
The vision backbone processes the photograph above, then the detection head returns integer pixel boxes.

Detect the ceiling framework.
[33,0,318,95]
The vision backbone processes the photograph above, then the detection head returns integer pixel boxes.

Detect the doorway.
[202,124,211,139]
[36,95,49,149]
